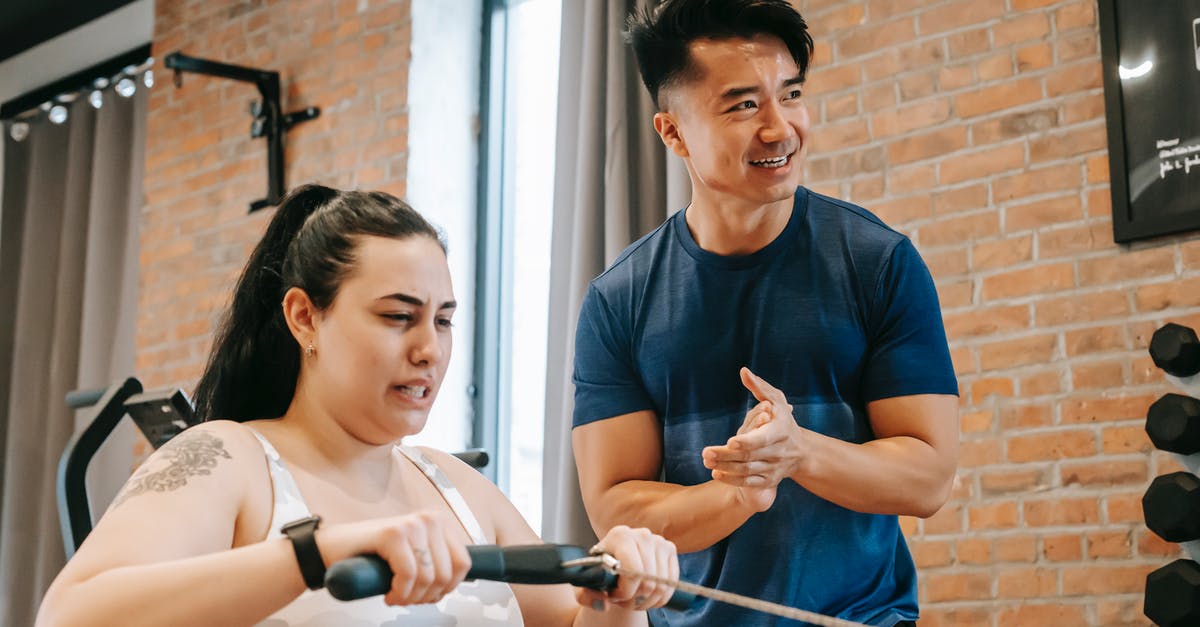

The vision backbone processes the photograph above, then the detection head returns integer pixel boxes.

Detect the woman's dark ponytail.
[193,184,443,422]
[192,184,338,422]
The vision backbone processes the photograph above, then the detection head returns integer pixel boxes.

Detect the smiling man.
[569,1,960,626]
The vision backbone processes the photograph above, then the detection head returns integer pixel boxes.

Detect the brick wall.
[794,0,1197,624]
[132,0,1192,623]
[137,0,412,413]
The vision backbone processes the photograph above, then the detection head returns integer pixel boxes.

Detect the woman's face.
[307,234,455,443]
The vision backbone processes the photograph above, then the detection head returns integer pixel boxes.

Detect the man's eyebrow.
[379,293,457,310]
[719,76,805,100]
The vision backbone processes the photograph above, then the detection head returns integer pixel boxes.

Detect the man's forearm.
[792,431,955,517]
[591,479,759,553]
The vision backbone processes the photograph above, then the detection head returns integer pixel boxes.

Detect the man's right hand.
[730,400,778,512]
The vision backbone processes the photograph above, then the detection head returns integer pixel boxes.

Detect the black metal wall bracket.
[163,51,320,212]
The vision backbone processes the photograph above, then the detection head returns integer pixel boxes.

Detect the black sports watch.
[281,515,326,590]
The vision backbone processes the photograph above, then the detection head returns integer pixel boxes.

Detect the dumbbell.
[1151,323,1200,378]
[1145,559,1200,627]
[1144,472,1200,543]
[1147,394,1200,455]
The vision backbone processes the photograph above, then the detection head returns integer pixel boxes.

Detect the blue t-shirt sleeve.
[572,284,657,427]
[862,238,959,401]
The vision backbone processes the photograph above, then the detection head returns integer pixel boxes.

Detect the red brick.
[981,263,1073,300]
[972,235,1032,271]
[1005,194,1085,232]
[1007,430,1096,462]
[1062,564,1153,595]
[941,143,1025,185]
[918,211,1000,247]
[1099,425,1147,454]
[997,566,1057,598]
[956,537,991,564]
[911,539,953,567]
[1056,0,1096,31]
[968,501,1019,529]
[980,468,1048,495]
[993,535,1037,562]
[1061,394,1156,424]
[1135,277,1200,312]
[918,0,1006,36]
[1065,321,1128,355]
[933,184,989,215]
[1070,360,1125,390]
[1085,530,1133,559]
[955,77,1043,118]
[1061,459,1147,487]
[947,27,992,59]
[976,52,1013,81]
[1038,221,1118,259]
[994,164,1081,202]
[1021,369,1063,396]
[993,13,1050,47]
[979,333,1057,370]
[887,126,969,164]
[871,98,951,138]
[1078,247,1175,286]
[837,17,916,59]
[1029,123,1108,163]
[961,410,993,432]
[1043,533,1084,560]
[1016,43,1055,75]
[998,604,1087,625]
[1034,290,1129,327]
[1026,498,1100,526]
[925,571,992,602]
[944,305,1028,338]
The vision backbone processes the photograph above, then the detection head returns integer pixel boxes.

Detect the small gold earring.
[305,343,315,357]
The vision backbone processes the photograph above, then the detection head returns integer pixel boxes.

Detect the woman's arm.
[36,421,308,627]
[424,449,679,627]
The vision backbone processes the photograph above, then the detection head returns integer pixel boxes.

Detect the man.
[570,1,959,626]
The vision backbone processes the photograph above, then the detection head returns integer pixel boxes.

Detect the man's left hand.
[701,367,805,489]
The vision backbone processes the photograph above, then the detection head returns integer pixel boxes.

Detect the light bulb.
[116,77,136,98]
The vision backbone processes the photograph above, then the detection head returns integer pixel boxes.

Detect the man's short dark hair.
[626,0,815,109]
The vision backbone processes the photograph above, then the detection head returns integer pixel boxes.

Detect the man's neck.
[685,193,794,256]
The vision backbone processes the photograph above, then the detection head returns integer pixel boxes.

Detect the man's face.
[656,35,810,208]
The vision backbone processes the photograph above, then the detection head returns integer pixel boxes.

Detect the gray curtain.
[541,0,690,544]
[0,87,146,626]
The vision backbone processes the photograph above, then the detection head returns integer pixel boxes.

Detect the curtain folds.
[541,0,689,545]
[0,87,145,626]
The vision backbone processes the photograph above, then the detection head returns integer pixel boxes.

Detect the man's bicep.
[866,393,959,460]
[572,410,662,504]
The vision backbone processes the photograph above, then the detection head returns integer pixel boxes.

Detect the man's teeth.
[750,155,788,168]
[396,385,428,398]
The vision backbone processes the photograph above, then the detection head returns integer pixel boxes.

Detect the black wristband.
[281,515,325,590]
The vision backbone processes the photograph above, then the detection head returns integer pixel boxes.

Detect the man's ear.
[281,286,320,349]
[654,110,689,159]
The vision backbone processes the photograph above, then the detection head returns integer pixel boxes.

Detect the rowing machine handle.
[325,543,696,611]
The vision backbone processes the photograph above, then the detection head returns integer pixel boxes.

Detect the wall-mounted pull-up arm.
[163,51,320,212]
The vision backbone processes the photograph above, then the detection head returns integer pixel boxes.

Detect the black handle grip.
[325,544,696,611]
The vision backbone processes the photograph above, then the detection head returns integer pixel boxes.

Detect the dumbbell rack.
[1143,323,1200,626]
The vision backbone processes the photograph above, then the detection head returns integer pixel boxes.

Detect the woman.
[37,185,679,626]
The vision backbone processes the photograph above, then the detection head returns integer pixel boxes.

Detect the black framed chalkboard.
[1099,0,1200,243]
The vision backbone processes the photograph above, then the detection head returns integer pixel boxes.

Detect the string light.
[2,56,153,141]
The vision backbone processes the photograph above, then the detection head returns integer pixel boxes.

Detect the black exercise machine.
[56,377,489,557]
[54,381,691,610]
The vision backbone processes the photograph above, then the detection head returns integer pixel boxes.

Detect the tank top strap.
[245,426,313,534]
[395,445,489,545]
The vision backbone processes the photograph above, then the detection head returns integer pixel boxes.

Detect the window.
[475,0,562,532]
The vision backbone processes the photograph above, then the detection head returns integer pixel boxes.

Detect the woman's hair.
[192,184,445,422]
[625,0,815,109]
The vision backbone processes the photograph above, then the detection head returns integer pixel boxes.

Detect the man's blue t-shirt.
[572,187,958,627]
